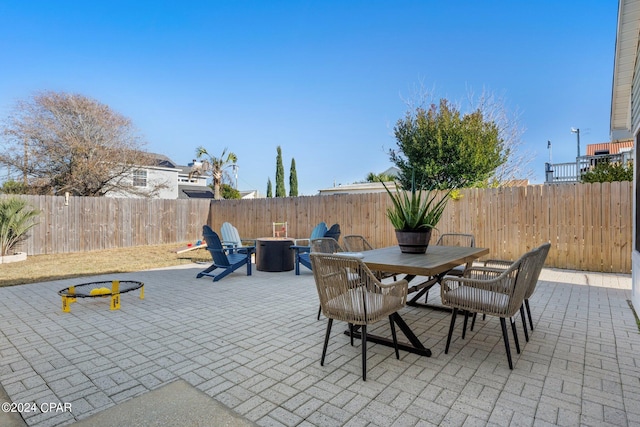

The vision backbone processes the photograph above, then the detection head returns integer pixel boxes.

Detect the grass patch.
[627,300,640,332]
[0,244,211,287]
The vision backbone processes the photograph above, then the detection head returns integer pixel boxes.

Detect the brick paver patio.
[0,263,636,426]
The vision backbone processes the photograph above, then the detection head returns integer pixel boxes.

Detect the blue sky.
[0,1,618,195]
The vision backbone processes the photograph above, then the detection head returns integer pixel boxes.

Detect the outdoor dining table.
[347,244,489,357]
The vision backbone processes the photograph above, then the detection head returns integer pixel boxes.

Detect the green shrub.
[581,161,633,183]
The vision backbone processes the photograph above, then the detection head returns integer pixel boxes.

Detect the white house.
[105,154,214,199]
[611,0,640,311]
[105,164,179,199]
[318,167,400,195]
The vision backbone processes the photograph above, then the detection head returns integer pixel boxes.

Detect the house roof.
[611,0,640,139]
[318,182,394,195]
[148,153,178,168]
[178,185,214,199]
[586,139,634,155]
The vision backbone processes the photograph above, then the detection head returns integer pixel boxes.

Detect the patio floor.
[0,262,637,427]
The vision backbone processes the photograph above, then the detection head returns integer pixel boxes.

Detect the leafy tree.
[275,146,286,197]
[581,161,633,183]
[195,146,237,200]
[289,158,298,197]
[220,183,241,199]
[266,178,273,198]
[389,99,507,190]
[0,197,39,256]
[0,91,159,196]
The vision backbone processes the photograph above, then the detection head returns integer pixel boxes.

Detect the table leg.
[406,274,455,312]
[344,313,431,357]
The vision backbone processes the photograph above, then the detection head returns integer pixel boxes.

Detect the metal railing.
[544,151,633,183]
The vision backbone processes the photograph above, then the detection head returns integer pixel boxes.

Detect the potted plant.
[0,197,40,263]
[381,177,451,254]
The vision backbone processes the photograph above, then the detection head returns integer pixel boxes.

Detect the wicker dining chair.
[310,253,408,381]
[342,234,396,281]
[421,233,475,304]
[435,233,476,274]
[311,237,343,254]
[440,245,544,369]
[475,243,551,340]
[311,238,344,320]
[342,234,375,252]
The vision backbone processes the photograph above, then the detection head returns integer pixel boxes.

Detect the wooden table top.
[360,245,489,277]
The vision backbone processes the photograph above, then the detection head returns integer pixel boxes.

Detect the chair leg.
[462,311,469,339]
[349,323,354,346]
[389,315,399,359]
[321,318,333,366]
[525,299,534,331]
[317,305,322,320]
[424,290,429,303]
[361,325,367,381]
[499,318,514,370]
[470,312,477,331]
[520,305,529,342]
[510,318,520,354]
[445,308,458,354]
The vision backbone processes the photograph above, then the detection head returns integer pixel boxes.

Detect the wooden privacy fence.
[4,195,210,255]
[210,183,632,273]
[3,182,632,273]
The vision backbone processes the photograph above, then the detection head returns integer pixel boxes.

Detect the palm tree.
[0,197,40,256]
[195,146,237,200]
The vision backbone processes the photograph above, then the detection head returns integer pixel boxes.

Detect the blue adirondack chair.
[220,222,256,254]
[290,222,327,275]
[197,225,254,282]
[291,222,342,275]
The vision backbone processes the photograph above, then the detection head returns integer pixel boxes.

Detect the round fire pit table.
[256,238,295,272]
[58,280,144,313]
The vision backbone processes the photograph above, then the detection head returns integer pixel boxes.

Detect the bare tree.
[0,91,163,196]
[466,87,533,186]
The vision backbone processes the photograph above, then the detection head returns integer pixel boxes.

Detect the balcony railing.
[544,151,634,183]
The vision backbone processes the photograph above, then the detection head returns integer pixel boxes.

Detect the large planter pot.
[395,229,432,254]
[0,252,27,264]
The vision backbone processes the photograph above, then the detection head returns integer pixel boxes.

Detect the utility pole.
[571,128,580,158]
[571,128,581,181]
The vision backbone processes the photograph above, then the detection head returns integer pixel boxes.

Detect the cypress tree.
[289,158,298,197]
[275,146,286,197]
[266,178,273,198]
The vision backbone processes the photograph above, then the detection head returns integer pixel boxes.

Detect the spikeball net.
[58,280,144,312]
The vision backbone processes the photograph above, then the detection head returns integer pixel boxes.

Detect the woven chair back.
[523,243,551,299]
[310,253,407,325]
[343,235,374,252]
[311,238,343,254]
[436,233,475,248]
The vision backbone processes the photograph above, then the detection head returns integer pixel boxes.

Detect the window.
[133,169,147,187]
